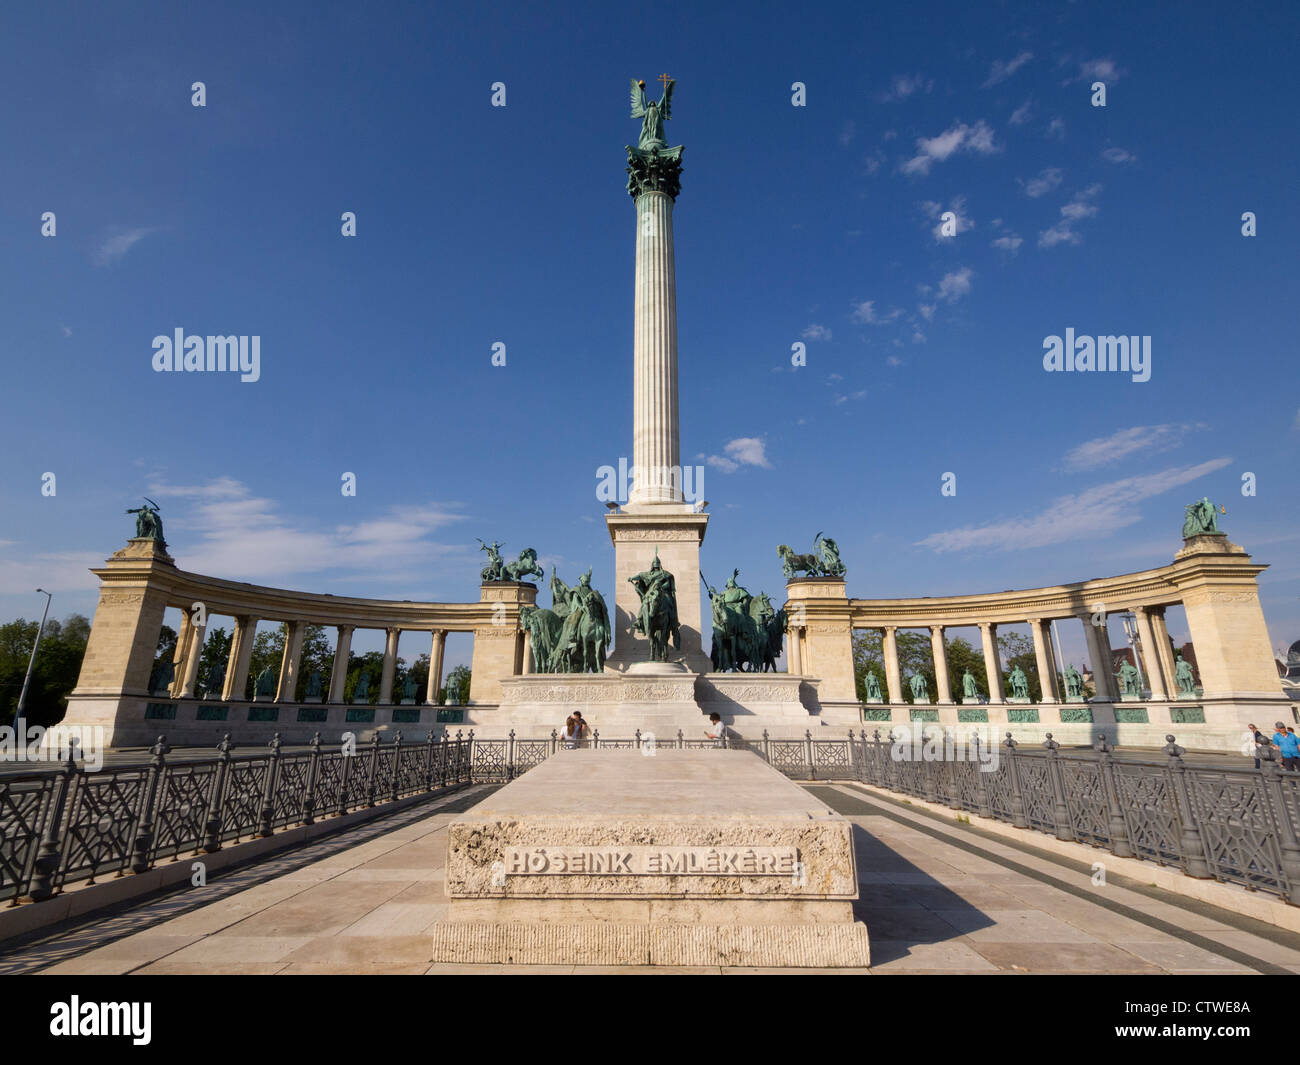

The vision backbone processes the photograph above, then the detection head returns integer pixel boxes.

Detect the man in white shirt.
[705,713,727,747]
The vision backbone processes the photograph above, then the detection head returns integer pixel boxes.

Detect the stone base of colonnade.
[852,697,1295,754]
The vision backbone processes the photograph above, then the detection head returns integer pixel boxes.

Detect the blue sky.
[2,0,1297,673]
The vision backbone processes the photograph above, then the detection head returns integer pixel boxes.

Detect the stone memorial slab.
[428,749,869,966]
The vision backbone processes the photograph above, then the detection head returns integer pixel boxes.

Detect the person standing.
[560,716,580,750]
[1272,721,1300,771]
[1248,723,1267,769]
[705,713,727,748]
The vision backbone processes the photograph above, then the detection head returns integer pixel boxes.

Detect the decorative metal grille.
[0,735,474,904]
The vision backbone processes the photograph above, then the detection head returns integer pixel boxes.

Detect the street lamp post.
[14,589,53,733]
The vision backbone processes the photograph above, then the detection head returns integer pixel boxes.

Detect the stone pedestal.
[428,749,869,967]
[605,508,710,673]
[783,578,856,703]
[468,581,537,704]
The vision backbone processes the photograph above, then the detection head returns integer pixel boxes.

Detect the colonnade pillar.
[930,625,952,703]
[223,615,258,702]
[276,621,306,701]
[978,622,1004,703]
[1133,607,1168,699]
[882,626,902,704]
[427,630,446,703]
[1030,619,1059,702]
[329,626,354,704]
[379,628,400,704]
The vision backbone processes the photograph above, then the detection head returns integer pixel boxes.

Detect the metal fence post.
[677,729,684,750]
[805,730,814,780]
[365,734,382,807]
[592,729,600,749]
[258,733,283,838]
[466,730,475,784]
[1094,733,1133,858]
[1042,733,1074,841]
[203,734,234,853]
[635,728,642,751]
[131,735,170,874]
[1003,733,1029,829]
[303,732,322,825]
[26,747,79,902]
[423,730,436,793]
[507,730,516,781]
[1263,755,1300,901]
[1164,734,1211,878]
[390,732,403,802]
[972,733,992,819]
[942,729,962,809]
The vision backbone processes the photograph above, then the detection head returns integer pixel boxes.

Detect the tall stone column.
[379,628,400,704]
[630,188,680,506]
[979,623,1005,703]
[1081,615,1115,700]
[329,625,353,704]
[179,617,207,698]
[606,123,711,673]
[223,615,258,702]
[1151,609,1179,698]
[427,630,446,703]
[929,626,952,703]
[170,611,195,697]
[882,627,903,704]
[277,621,306,702]
[1030,619,1059,702]
[1133,607,1168,699]
[521,631,533,675]
[787,627,803,674]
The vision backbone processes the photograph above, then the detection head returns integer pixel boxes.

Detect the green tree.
[244,624,286,700]
[345,650,384,704]
[0,614,93,726]
[294,624,333,701]
[409,653,430,704]
[196,626,232,697]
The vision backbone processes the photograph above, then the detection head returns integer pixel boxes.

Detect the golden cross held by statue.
[658,72,673,90]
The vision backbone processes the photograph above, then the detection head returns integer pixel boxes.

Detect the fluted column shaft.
[630,190,681,504]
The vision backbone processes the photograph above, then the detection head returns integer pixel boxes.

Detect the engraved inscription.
[505,845,799,876]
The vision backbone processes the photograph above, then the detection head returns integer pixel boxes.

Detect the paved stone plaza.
[5,784,1299,975]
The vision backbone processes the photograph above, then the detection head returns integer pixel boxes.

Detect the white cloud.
[839,120,856,147]
[886,355,903,367]
[142,477,470,584]
[1078,57,1122,83]
[881,73,934,101]
[1022,167,1063,197]
[1039,185,1102,248]
[60,325,72,338]
[916,458,1232,553]
[1046,116,1065,139]
[918,303,935,320]
[937,266,973,302]
[802,323,832,341]
[93,226,157,266]
[983,51,1033,88]
[900,121,998,175]
[1102,146,1136,164]
[704,437,771,474]
[1061,424,1207,472]
[851,301,902,325]
[1009,101,1033,126]
[0,550,104,596]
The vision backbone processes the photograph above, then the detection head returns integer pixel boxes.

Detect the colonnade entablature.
[69,538,535,729]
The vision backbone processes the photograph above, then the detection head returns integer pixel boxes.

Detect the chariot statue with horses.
[776,531,847,579]
[477,539,545,583]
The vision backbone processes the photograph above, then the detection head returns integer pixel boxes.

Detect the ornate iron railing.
[1,733,472,905]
